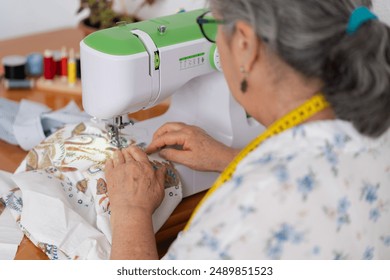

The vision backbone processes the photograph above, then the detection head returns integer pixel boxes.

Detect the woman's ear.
[231,20,261,73]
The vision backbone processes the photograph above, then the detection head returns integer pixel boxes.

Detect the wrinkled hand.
[105,146,166,217]
[145,122,239,173]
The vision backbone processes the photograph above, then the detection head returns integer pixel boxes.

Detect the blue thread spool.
[26,53,43,76]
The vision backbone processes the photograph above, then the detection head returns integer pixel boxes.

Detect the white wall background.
[0,0,87,40]
[0,0,388,41]
[0,0,207,40]
[373,0,390,25]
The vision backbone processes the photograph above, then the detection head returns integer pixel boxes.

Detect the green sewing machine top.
[83,9,206,56]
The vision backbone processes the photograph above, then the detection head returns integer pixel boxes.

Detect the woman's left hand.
[105,146,166,218]
[105,146,166,259]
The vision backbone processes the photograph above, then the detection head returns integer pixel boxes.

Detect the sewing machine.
[80,9,264,197]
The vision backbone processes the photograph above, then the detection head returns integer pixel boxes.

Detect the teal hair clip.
[346,6,378,35]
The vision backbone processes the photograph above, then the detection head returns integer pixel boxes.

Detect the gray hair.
[210,0,390,137]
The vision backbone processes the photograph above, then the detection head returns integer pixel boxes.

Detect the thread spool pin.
[158,25,167,35]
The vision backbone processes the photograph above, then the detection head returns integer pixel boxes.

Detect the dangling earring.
[240,66,248,93]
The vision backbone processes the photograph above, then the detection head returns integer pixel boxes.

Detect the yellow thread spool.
[67,48,76,86]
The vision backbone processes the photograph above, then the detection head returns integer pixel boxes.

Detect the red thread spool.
[43,49,55,80]
[56,60,61,76]
[53,50,61,76]
[61,47,68,77]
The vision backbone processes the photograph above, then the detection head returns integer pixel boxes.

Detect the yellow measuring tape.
[184,93,330,231]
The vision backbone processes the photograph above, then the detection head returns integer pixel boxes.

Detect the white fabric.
[0,171,24,260]
[164,120,390,260]
[0,98,91,151]
[41,101,91,136]
[2,122,182,259]
[0,209,24,260]
[0,98,19,145]
[13,100,51,151]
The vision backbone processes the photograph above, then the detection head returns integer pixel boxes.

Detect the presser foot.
[106,116,134,149]
[109,134,130,149]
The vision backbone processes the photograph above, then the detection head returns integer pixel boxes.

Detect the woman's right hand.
[145,122,239,173]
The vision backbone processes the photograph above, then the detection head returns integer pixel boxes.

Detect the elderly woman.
[105,0,390,259]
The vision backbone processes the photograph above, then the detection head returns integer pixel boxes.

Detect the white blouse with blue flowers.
[163,120,390,260]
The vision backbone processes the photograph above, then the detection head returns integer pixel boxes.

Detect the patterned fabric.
[164,120,390,260]
[1,122,182,260]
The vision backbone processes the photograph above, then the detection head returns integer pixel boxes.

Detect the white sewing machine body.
[81,9,264,197]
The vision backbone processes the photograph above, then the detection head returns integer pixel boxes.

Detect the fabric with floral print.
[164,120,390,260]
[1,123,182,260]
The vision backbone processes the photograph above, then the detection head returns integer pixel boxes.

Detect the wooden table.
[0,28,205,259]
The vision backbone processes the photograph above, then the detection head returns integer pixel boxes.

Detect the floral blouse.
[163,120,390,260]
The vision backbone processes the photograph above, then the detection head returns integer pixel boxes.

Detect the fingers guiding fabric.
[123,148,135,162]
[152,122,186,140]
[105,158,114,171]
[156,165,167,188]
[159,148,190,166]
[146,132,187,154]
[146,122,189,154]
[113,150,125,166]
[126,145,150,163]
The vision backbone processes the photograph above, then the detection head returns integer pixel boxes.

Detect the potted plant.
[78,0,156,34]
